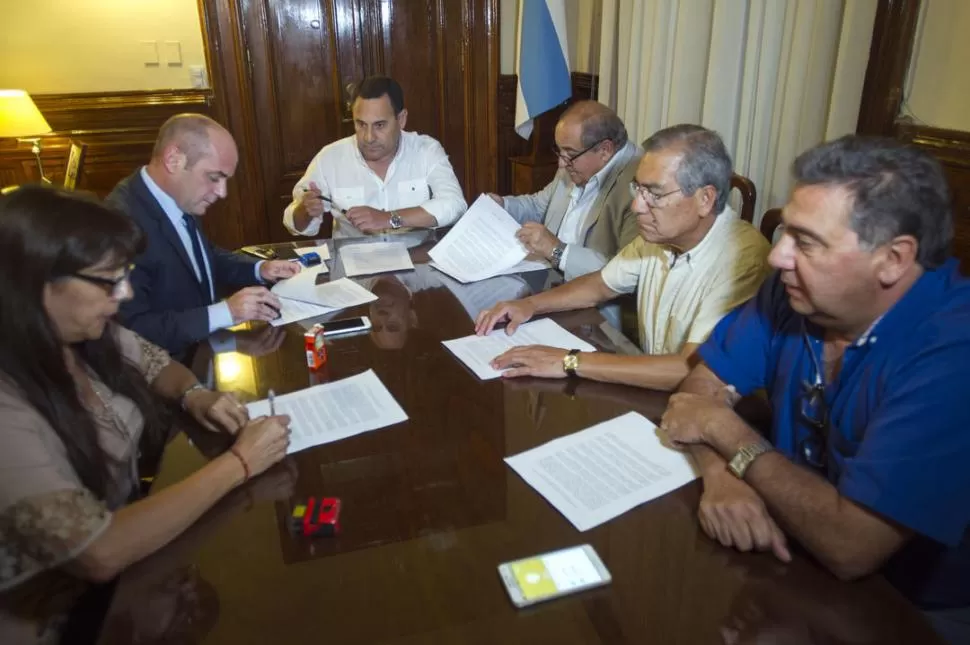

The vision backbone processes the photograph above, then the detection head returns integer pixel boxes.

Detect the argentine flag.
[515,0,571,139]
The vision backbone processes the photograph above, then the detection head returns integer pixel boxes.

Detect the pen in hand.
[268,389,276,417]
[303,187,346,214]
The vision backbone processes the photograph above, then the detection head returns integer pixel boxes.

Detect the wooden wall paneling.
[856,0,921,136]
[896,122,970,269]
[0,90,210,199]
[198,0,271,250]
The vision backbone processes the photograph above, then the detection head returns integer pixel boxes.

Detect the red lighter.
[289,497,341,537]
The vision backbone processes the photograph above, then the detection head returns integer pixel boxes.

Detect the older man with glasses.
[660,136,970,645]
[476,124,770,392]
[488,100,642,281]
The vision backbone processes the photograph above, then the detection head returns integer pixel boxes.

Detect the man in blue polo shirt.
[659,135,970,643]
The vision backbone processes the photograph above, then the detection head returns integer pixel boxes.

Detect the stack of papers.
[428,195,550,283]
[247,370,407,454]
[269,275,377,327]
[442,318,596,380]
[505,412,699,531]
[340,241,414,277]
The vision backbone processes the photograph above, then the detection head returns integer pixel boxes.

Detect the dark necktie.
[182,214,213,304]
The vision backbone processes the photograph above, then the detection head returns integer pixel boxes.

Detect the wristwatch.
[388,210,403,229]
[550,242,567,269]
[562,349,581,377]
[727,440,774,479]
[179,383,206,411]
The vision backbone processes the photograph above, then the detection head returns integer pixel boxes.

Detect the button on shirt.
[599,207,770,353]
[699,262,970,609]
[139,167,260,332]
[283,131,467,238]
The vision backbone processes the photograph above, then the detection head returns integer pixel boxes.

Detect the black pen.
[303,187,346,214]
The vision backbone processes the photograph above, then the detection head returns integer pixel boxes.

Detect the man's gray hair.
[561,100,629,150]
[642,124,733,213]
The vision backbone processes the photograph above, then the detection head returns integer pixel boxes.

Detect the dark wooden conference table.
[97,231,942,644]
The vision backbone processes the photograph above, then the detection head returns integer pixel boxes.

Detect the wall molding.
[895,121,970,168]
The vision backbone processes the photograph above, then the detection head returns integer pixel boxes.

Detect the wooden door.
[199,0,498,248]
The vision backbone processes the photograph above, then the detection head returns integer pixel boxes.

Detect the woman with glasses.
[0,186,291,645]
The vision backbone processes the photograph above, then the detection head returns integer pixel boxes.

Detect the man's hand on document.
[516,222,561,260]
[490,345,571,379]
[474,298,536,336]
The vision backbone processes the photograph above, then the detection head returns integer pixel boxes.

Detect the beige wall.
[500,0,602,75]
[0,0,208,94]
[906,0,970,131]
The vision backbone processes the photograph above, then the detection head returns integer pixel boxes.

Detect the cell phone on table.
[497,544,611,608]
[322,316,372,336]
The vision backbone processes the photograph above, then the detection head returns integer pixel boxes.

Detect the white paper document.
[340,241,414,276]
[269,297,333,327]
[272,275,376,309]
[505,412,700,531]
[294,244,331,261]
[247,369,408,454]
[428,194,530,282]
[442,318,596,380]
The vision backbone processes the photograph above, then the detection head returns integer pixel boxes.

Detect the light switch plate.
[164,41,182,66]
[140,40,159,66]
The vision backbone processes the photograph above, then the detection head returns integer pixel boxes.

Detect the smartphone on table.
[497,544,611,608]
[322,316,372,337]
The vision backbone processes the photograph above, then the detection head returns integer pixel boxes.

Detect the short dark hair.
[792,135,953,268]
[352,76,405,114]
[642,124,733,213]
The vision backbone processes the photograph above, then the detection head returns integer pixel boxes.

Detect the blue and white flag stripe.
[515,0,571,139]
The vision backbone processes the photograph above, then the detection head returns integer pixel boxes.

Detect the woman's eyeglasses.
[69,264,135,298]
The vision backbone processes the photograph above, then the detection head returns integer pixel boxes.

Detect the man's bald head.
[147,113,238,215]
[559,100,628,150]
[151,114,232,169]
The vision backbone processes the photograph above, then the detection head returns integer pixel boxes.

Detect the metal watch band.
[727,440,774,479]
[179,383,207,411]
[389,211,403,229]
[551,242,567,269]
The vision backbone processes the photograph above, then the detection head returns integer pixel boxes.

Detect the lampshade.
[0,90,52,138]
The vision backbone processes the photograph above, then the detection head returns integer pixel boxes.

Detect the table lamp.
[0,89,53,185]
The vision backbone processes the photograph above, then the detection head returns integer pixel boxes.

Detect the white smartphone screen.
[499,544,610,606]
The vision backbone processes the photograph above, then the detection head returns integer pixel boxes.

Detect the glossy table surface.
[98,232,942,644]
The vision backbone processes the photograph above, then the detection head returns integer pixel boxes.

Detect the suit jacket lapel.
[131,173,209,301]
[580,149,631,243]
[545,172,574,235]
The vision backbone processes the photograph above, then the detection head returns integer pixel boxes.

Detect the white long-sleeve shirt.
[283,131,467,238]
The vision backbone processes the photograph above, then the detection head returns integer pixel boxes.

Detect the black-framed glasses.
[69,264,135,298]
[797,379,829,468]
[552,138,608,166]
[629,180,683,206]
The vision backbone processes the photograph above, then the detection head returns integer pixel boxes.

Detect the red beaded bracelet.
[229,447,250,481]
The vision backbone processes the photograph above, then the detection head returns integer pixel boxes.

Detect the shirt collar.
[140,166,185,228]
[663,205,738,268]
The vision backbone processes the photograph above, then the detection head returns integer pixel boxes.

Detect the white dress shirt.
[556,145,628,267]
[283,131,467,238]
[600,207,770,354]
[139,167,260,333]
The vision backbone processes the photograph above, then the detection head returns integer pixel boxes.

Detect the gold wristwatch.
[562,349,581,377]
[727,440,773,479]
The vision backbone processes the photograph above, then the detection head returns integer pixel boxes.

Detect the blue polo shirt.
[699,260,970,609]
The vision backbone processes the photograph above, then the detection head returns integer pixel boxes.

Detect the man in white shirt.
[488,101,642,281]
[108,114,299,358]
[283,76,467,238]
[475,125,770,392]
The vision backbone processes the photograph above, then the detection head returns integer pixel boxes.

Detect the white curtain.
[596,0,878,223]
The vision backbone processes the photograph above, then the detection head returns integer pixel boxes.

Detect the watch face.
[563,355,579,371]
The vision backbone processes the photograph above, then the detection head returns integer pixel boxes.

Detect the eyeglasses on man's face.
[552,138,608,167]
[629,180,683,206]
[798,380,828,469]
[69,264,135,299]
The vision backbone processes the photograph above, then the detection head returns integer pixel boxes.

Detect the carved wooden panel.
[896,122,970,271]
[0,90,211,198]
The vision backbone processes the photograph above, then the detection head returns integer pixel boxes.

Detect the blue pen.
[268,389,276,416]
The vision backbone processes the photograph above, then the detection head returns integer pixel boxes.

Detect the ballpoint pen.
[303,187,346,214]
[268,389,276,416]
